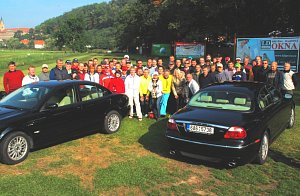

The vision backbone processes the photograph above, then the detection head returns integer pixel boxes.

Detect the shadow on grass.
[269,150,300,169]
[138,118,226,169]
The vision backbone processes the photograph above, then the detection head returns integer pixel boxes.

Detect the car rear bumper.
[166,135,260,163]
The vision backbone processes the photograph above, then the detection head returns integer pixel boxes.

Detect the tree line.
[34,0,299,52]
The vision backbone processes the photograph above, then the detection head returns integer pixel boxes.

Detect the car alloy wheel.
[288,108,295,128]
[7,136,28,161]
[260,134,269,161]
[107,114,120,132]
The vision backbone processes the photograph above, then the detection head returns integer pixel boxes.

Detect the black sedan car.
[0,80,129,165]
[166,82,295,166]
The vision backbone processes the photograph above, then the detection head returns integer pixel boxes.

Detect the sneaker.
[144,114,148,117]
[129,116,133,119]
[138,118,142,121]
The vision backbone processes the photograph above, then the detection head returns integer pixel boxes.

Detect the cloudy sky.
[0,0,108,28]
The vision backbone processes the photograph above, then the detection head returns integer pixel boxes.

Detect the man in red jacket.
[100,65,114,88]
[3,61,24,94]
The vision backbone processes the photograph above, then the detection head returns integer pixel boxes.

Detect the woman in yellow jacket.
[159,69,173,117]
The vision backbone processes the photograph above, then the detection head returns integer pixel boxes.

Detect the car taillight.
[224,126,247,139]
[167,118,178,131]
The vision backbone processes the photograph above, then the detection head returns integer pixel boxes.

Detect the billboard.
[151,44,172,57]
[236,37,300,72]
[175,42,205,59]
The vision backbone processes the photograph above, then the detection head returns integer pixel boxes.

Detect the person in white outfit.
[125,67,143,121]
[84,66,99,83]
[22,66,39,86]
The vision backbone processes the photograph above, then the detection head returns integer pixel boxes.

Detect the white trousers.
[128,95,142,118]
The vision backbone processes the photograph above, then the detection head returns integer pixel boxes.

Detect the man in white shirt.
[125,67,143,121]
[22,66,39,86]
[185,73,199,102]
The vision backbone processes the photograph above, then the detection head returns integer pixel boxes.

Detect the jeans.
[160,93,170,116]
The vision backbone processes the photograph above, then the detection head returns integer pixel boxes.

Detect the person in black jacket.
[199,66,215,89]
[266,61,283,90]
[257,60,270,82]
[49,59,70,80]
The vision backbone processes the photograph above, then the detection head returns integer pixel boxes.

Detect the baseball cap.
[42,64,48,68]
[73,58,79,63]
[152,71,159,77]
[236,57,241,61]
[65,60,72,64]
[216,63,223,68]
[225,57,230,61]
[235,63,241,69]
[124,55,130,59]
[122,66,127,71]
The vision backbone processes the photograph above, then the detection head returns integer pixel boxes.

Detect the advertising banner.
[175,42,205,59]
[236,37,300,72]
[151,44,172,57]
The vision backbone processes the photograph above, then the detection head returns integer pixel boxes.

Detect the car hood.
[172,106,252,127]
[0,107,27,121]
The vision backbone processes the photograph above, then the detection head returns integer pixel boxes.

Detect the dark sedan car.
[166,82,295,166]
[0,80,129,165]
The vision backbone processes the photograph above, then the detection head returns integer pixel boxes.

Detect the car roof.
[202,81,265,97]
[26,80,95,88]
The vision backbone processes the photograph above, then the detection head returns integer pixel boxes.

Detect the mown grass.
[0,50,299,195]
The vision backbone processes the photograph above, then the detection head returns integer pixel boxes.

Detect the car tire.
[0,132,30,165]
[287,107,295,129]
[255,131,269,165]
[103,110,121,134]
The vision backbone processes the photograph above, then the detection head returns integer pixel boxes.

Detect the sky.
[0,0,109,28]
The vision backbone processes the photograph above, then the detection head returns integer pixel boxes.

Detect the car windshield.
[0,86,51,110]
[189,90,252,111]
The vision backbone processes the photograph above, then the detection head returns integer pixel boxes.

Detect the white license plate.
[187,124,214,135]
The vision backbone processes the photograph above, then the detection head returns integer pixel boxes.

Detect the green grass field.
[0,50,299,195]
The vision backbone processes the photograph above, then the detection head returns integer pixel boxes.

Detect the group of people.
[2,54,298,121]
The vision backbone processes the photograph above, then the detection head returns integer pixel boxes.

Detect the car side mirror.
[45,103,58,110]
[284,93,293,99]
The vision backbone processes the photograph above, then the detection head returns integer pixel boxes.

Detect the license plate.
[186,124,214,135]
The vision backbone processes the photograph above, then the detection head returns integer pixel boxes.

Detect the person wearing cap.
[108,71,125,94]
[65,60,76,80]
[121,66,128,81]
[72,58,79,70]
[49,59,69,80]
[232,63,246,81]
[159,69,173,117]
[38,64,50,81]
[139,68,151,117]
[224,57,231,69]
[125,67,143,121]
[148,71,163,120]
[215,63,230,83]
[22,65,39,86]
[84,65,99,83]
[235,57,242,65]
[124,54,130,60]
